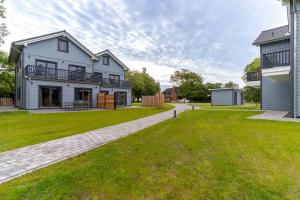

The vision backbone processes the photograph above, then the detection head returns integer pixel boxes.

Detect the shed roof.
[209,88,243,92]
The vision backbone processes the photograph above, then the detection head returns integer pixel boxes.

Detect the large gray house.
[9,30,132,109]
[246,0,300,117]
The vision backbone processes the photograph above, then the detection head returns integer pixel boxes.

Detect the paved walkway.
[0,104,191,184]
[249,110,300,122]
[0,106,19,113]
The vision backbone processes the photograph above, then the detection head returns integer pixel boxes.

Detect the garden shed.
[210,88,244,106]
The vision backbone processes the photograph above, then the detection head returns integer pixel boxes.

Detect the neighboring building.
[9,30,131,109]
[162,87,177,103]
[210,88,243,106]
[246,1,300,116]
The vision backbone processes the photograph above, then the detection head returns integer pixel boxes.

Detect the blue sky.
[1,0,287,88]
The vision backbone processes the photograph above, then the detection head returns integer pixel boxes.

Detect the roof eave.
[252,36,290,46]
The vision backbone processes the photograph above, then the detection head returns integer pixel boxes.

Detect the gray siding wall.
[260,39,290,55]
[211,90,233,106]
[259,39,292,112]
[26,80,132,109]
[296,1,300,116]
[261,76,292,111]
[23,37,94,72]
[27,80,98,109]
[94,55,125,80]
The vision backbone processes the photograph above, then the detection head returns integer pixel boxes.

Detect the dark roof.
[253,25,290,45]
[163,87,179,94]
[209,88,243,92]
[163,88,173,94]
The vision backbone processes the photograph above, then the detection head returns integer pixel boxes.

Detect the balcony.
[261,50,291,82]
[262,50,290,68]
[246,71,260,88]
[25,65,131,89]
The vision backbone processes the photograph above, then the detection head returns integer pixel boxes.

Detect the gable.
[95,50,129,70]
[9,30,97,64]
[24,37,93,65]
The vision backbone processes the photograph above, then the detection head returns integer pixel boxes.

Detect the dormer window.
[58,39,68,52]
[103,55,109,65]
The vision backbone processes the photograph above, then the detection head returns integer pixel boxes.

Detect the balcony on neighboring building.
[246,71,261,88]
[261,50,291,82]
[24,65,131,89]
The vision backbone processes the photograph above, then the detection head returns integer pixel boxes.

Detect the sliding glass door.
[115,92,127,107]
[39,87,62,108]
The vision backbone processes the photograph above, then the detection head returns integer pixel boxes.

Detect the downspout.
[293,0,297,118]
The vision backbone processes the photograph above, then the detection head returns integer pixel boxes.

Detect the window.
[35,60,57,78]
[109,74,120,81]
[69,65,86,80]
[103,55,109,65]
[109,74,120,86]
[69,65,85,72]
[58,39,68,52]
[74,88,92,102]
[36,60,57,68]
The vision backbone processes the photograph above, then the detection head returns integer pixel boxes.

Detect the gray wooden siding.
[26,81,132,109]
[211,90,233,106]
[27,80,99,109]
[94,55,125,80]
[261,76,292,111]
[296,5,300,116]
[260,39,290,55]
[23,37,94,72]
[211,90,243,106]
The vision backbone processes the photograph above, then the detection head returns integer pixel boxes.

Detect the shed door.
[233,91,237,105]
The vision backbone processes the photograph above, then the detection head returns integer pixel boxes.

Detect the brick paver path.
[0,104,191,184]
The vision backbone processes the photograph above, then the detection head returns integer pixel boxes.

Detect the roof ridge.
[261,25,289,33]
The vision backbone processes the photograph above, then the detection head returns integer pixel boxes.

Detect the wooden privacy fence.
[97,93,116,110]
[0,98,13,106]
[142,93,165,109]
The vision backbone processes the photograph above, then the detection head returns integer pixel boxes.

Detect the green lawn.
[1,110,300,199]
[0,105,173,153]
[192,103,260,110]
[132,102,142,106]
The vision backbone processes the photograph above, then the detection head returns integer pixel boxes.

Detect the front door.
[40,87,62,108]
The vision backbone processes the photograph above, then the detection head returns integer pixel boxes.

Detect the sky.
[1,0,288,89]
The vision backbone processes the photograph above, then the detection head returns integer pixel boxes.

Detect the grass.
[0,104,173,153]
[192,103,260,110]
[1,110,300,199]
[132,102,142,106]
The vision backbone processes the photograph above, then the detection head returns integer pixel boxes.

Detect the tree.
[170,69,208,101]
[224,81,239,88]
[0,51,15,98]
[0,0,8,46]
[244,58,260,75]
[142,70,160,96]
[244,86,260,104]
[242,58,261,103]
[205,82,223,90]
[126,69,160,102]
